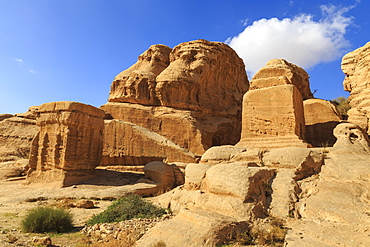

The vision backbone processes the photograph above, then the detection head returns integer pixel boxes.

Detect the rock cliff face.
[109,44,172,105]
[27,101,105,187]
[0,112,38,162]
[101,120,196,165]
[102,40,249,159]
[342,42,370,133]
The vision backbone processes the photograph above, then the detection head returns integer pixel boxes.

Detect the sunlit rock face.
[27,101,105,187]
[103,40,249,158]
[341,42,370,134]
[237,59,310,149]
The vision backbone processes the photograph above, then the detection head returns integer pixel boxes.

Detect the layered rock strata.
[27,101,105,187]
[342,42,370,134]
[101,120,196,166]
[238,84,308,148]
[103,39,249,158]
[0,112,38,162]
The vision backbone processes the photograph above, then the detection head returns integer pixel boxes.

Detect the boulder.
[144,161,176,191]
[101,120,196,166]
[199,145,247,164]
[331,122,370,154]
[303,98,341,147]
[237,84,309,149]
[341,42,370,133]
[153,163,275,219]
[184,163,210,190]
[135,209,248,247]
[74,199,95,209]
[250,59,313,100]
[0,116,38,162]
[262,147,324,180]
[0,161,23,180]
[0,114,13,121]
[27,101,105,187]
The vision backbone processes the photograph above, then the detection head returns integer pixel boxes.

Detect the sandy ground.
[0,168,151,247]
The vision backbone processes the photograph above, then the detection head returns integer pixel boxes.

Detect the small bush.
[87,194,167,225]
[21,206,73,233]
[331,96,351,119]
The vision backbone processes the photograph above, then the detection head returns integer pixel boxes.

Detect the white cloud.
[226,4,354,77]
[14,58,25,65]
[28,69,39,74]
[13,58,39,75]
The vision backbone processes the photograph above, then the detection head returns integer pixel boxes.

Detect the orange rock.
[250,59,313,100]
[27,101,105,187]
[156,39,249,116]
[238,84,309,149]
[303,98,341,147]
[103,40,249,160]
[341,42,370,133]
[101,120,197,165]
[109,44,171,105]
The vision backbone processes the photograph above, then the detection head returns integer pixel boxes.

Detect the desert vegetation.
[87,194,168,225]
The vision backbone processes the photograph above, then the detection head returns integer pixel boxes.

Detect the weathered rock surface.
[262,147,324,180]
[184,163,210,190]
[27,101,105,187]
[342,42,370,133]
[102,40,249,159]
[286,149,370,246]
[153,163,275,219]
[144,161,176,191]
[101,102,240,156]
[109,44,172,105]
[237,84,309,149]
[250,59,313,100]
[135,209,248,247]
[199,145,247,164]
[101,120,196,166]
[0,115,38,162]
[303,98,341,147]
[155,39,249,116]
[331,122,370,154]
[0,160,26,180]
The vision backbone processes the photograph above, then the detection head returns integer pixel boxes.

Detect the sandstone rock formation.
[144,161,176,191]
[238,84,309,149]
[102,40,249,158]
[109,44,172,105]
[303,98,341,147]
[331,122,370,154]
[0,113,38,162]
[285,128,370,246]
[342,41,370,133]
[136,209,248,247]
[27,101,105,187]
[250,59,313,100]
[101,120,196,166]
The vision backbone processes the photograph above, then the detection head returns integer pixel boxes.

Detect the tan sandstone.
[102,40,249,159]
[0,115,38,162]
[101,120,196,166]
[250,59,313,100]
[27,101,105,187]
[303,98,341,147]
[237,84,309,149]
[342,42,370,133]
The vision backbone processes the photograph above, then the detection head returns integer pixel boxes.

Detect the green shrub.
[331,96,351,119]
[21,206,73,233]
[87,194,167,225]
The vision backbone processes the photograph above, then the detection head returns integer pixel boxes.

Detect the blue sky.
[0,0,368,114]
